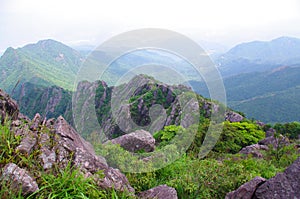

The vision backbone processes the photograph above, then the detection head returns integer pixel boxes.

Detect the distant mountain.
[217,36,300,76]
[190,65,300,123]
[0,39,83,93]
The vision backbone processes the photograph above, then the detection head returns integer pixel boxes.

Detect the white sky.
[1,0,300,53]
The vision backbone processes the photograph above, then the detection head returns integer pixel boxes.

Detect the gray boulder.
[225,176,266,199]
[239,144,269,158]
[254,157,300,199]
[225,111,244,122]
[137,184,178,199]
[2,163,39,195]
[107,129,155,152]
[258,135,289,148]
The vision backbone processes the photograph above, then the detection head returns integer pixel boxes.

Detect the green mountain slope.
[190,66,300,123]
[0,39,83,92]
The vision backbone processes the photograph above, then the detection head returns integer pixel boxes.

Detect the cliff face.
[72,75,219,140]
[12,82,73,123]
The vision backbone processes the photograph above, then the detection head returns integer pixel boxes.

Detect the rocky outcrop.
[254,157,300,199]
[226,177,266,199]
[3,113,135,194]
[0,88,19,122]
[0,88,180,198]
[227,157,300,199]
[2,163,39,196]
[137,184,178,199]
[225,111,244,122]
[106,129,155,152]
[0,88,135,196]
[239,144,269,158]
[258,135,289,148]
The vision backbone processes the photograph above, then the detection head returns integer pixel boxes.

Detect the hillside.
[217,36,300,76]
[0,39,83,92]
[190,66,300,123]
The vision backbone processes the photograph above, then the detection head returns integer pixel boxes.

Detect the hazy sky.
[1,0,300,53]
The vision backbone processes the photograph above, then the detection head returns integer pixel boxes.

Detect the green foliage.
[273,121,300,139]
[127,147,299,199]
[213,121,265,153]
[0,120,21,166]
[95,83,112,126]
[153,125,183,147]
[28,163,107,199]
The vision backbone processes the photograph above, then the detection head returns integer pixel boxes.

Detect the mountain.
[217,36,300,76]
[190,65,300,123]
[12,82,73,122]
[0,39,83,93]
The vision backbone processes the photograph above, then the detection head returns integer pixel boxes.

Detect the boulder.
[225,111,244,122]
[137,184,178,199]
[107,129,155,152]
[54,116,95,155]
[258,135,289,148]
[2,163,39,195]
[254,157,300,198]
[225,176,266,199]
[239,144,269,158]
[99,167,135,193]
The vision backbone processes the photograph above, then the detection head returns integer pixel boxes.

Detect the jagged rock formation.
[73,75,232,140]
[0,89,179,197]
[226,157,300,199]
[105,129,155,152]
[0,88,19,123]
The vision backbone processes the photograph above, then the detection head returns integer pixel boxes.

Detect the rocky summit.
[0,89,177,198]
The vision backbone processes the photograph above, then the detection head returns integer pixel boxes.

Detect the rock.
[2,163,39,195]
[39,132,56,169]
[107,130,155,152]
[256,121,265,127]
[54,116,95,155]
[99,167,135,193]
[0,89,19,123]
[258,135,289,148]
[15,131,37,156]
[225,176,266,199]
[265,128,276,137]
[254,157,300,199]
[73,147,108,173]
[30,113,42,130]
[225,111,244,122]
[137,184,178,199]
[239,144,269,158]
[0,89,135,196]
